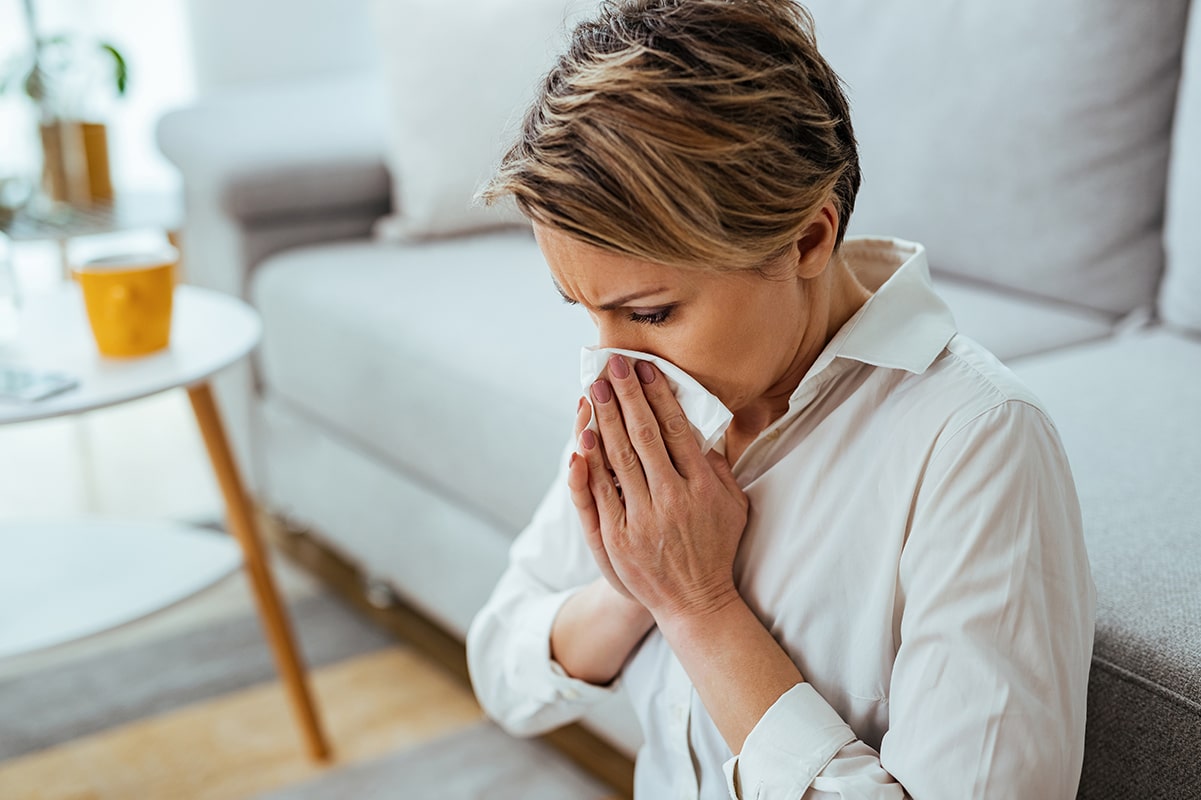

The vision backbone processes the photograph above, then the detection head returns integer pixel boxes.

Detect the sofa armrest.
[155,70,393,299]
[158,72,390,226]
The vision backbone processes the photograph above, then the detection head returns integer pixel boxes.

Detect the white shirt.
[466,237,1096,799]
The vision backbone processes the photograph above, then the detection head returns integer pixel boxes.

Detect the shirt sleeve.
[466,439,620,737]
[722,399,1096,799]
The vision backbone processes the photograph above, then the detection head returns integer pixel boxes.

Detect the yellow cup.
[72,249,178,358]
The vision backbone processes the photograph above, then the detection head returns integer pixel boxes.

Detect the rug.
[0,591,390,761]
[0,567,615,799]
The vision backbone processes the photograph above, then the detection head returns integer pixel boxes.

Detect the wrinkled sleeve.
[466,439,619,737]
[723,400,1096,799]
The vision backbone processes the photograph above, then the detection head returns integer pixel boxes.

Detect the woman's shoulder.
[934,334,1045,409]
[871,333,1058,453]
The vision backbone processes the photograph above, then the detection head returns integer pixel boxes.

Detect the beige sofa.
[159,1,1201,796]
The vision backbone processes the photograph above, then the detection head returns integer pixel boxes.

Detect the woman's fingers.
[574,395,592,440]
[589,366,651,509]
[567,450,633,599]
[570,399,634,600]
[594,355,678,499]
[579,423,628,528]
[633,361,709,480]
[567,449,600,536]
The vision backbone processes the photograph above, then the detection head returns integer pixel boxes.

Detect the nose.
[596,319,646,353]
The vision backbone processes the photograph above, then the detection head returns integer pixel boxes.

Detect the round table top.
[0,283,261,424]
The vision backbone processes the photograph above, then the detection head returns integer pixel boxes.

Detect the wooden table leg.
[186,381,331,761]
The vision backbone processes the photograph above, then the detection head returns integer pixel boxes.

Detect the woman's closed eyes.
[559,291,677,327]
[628,306,674,325]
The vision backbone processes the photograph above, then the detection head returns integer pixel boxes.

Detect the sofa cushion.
[367,0,597,241]
[806,0,1192,316]
[251,231,595,533]
[1011,329,1201,798]
[1162,3,1201,335]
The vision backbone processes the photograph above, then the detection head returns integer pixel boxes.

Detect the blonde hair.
[479,0,860,272]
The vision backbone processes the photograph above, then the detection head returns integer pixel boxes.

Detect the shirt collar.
[797,236,957,393]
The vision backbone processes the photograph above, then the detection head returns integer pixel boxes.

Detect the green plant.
[0,0,128,121]
[0,36,128,120]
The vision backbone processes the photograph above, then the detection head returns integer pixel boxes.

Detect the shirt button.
[673,703,688,723]
[765,429,781,442]
[564,688,581,700]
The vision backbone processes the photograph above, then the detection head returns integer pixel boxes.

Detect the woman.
[466,1,1096,798]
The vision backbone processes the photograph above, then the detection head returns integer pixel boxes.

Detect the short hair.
[479,0,861,272]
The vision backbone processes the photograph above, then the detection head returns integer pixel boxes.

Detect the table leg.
[185,380,331,761]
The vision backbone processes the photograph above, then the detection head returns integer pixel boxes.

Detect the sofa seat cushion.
[251,231,595,532]
[932,273,1115,361]
[1012,329,1201,797]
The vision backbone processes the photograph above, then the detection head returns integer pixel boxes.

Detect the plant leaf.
[23,66,45,103]
[99,42,127,95]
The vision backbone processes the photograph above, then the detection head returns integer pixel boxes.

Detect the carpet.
[0,574,615,799]
[0,591,391,761]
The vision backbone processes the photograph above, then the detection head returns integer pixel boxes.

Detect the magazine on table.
[0,364,80,403]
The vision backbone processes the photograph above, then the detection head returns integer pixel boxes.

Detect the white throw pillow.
[369,0,599,241]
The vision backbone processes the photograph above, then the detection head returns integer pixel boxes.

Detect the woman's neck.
[727,258,872,446]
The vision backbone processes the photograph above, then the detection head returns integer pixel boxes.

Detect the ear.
[793,200,840,280]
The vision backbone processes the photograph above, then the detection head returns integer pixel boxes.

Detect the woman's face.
[534,223,819,415]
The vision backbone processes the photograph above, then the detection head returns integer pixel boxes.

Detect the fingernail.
[578,396,586,412]
[592,379,612,404]
[581,429,597,450]
[609,355,629,379]
[635,361,655,384]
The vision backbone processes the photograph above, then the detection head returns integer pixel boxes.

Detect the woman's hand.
[567,354,749,625]
[567,357,800,755]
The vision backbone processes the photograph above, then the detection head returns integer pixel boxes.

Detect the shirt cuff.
[723,683,858,800]
[503,586,621,707]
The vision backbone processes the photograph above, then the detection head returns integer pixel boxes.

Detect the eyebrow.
[553,280,671,311]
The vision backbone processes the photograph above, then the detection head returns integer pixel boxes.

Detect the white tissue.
[580,346,733,454]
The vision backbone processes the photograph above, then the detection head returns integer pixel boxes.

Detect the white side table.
[0,282,330,761]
